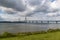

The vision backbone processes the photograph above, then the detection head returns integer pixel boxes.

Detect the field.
[0,31,60,40]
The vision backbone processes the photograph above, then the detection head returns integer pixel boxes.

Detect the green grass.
[0,31,60,40]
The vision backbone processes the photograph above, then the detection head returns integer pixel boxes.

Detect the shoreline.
[0,29,60,38]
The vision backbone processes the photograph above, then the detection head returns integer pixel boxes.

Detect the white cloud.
[0,0,60,21]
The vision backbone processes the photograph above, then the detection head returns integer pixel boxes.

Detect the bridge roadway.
[26,20,60,24]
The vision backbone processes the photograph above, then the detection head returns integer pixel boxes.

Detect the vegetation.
[0,32,16,38]
[0,29,60,40]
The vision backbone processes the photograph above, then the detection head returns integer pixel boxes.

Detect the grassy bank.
[0,29,60,40]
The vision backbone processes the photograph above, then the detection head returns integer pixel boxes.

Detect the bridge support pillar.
[47,21,49,23]
[56,21,58,24]
[41,21,43,23]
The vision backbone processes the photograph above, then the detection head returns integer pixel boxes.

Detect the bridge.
[25,20,60,24]
[24,17,60,24]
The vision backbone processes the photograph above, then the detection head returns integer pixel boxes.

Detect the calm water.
[0,23,60,33]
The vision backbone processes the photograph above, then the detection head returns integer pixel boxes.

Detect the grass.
[0,29,60,40]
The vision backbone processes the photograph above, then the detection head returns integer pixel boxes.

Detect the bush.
[1,32,16,38]
[25,32,32,35]
[39,31,47,34]
[47,29,60,33]
[17,32,27,37]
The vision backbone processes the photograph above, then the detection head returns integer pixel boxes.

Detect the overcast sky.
[0,0,60,21]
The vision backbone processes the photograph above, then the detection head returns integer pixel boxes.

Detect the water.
[0,23,60,33]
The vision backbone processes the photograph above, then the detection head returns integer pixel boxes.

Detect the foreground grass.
[0,31,60,40]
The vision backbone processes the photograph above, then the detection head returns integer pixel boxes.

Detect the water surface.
[0,23,60,33]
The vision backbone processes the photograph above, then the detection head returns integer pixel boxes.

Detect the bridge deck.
[26,20,60,24]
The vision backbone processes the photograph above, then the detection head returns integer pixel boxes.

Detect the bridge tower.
[25,16,27,23]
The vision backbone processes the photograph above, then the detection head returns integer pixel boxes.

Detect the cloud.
[0,0,60,21]
[26,0,43,6]
[0,0,26,11]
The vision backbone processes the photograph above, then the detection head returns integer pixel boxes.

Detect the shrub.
[1,32,16,38]
[17,32,27,37]
[39,31,47,34]
[47,29,60,33]
[25,32,32,35]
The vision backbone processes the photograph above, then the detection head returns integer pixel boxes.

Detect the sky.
[0,0,60,21]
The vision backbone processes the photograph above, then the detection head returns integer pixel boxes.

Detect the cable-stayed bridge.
[0,20,60,24]
[23,16,60,24]
[25,20,60,24]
